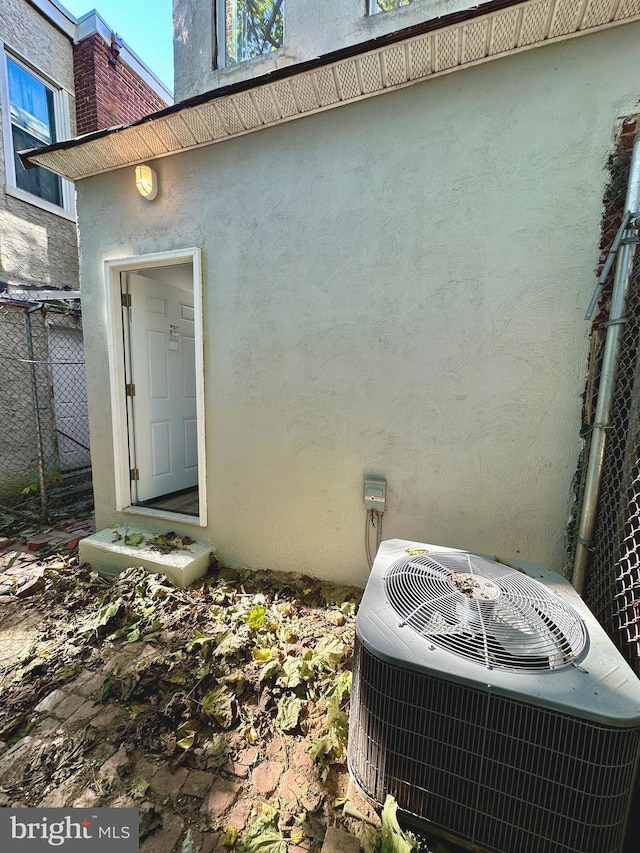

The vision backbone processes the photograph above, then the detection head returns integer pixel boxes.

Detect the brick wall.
[73,34,168,135]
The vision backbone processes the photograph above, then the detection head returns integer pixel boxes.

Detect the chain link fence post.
[569,118,640,675]
[0,299,92,522]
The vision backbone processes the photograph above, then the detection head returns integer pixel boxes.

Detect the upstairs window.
[369,0,417,12]
[5,55,63,208]
[221,0,284,65]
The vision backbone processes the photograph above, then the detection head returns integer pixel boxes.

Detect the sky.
[60,0,174,92]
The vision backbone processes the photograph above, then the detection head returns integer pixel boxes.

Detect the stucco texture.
[173,0,492,100]
[77,25,640,586]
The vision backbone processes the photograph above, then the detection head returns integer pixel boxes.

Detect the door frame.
[105,248,207,527]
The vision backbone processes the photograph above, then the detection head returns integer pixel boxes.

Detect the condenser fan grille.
[384,553,586,671]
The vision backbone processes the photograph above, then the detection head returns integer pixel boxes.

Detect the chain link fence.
[0,299,92,521]
[569,118,640,676]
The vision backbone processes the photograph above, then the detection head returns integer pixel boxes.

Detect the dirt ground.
[0,512,458,853]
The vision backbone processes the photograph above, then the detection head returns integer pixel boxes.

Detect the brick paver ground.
[0,665,364,852]
[0,526,369,853]
[0,519,463,853]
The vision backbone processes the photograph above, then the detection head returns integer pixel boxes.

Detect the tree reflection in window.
[371,0,416,12]
[225,0,284,64]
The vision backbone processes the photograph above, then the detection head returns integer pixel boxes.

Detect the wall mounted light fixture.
[135,164,157,200]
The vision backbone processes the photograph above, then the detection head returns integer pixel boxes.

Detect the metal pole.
[24,305,49,521]
[573,135,640,594]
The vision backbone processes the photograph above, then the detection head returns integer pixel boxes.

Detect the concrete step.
[79,526,212,586]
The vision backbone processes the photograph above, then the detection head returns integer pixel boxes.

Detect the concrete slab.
[79,526,212,587]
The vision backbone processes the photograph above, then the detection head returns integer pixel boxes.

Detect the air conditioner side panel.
[348,641,640,853]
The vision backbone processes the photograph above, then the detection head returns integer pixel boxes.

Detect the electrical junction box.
[364,478,386,511]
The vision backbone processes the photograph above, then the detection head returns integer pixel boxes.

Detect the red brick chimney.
[74,31,169,135]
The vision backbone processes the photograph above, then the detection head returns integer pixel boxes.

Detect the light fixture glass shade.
[135,164,157,200]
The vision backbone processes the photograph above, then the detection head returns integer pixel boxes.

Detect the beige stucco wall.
[78,24,640,586]
[173,0,493,100]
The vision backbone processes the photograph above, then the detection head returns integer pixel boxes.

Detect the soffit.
[23,0,640,181]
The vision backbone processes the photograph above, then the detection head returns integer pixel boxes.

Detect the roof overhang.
[22,0,640,182]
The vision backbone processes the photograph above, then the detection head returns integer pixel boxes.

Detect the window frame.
[215,0,284,69]
[0,45,75,220]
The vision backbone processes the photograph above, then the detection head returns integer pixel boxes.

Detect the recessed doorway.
[105,249,206,526]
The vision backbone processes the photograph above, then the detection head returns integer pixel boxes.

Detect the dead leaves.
[200,685,235,728]
[306,697,349,779]
[0,557,364,847]
[380,796,418,853]
[353,797,418,853]
[236,805,287,853]
[275,696,303,733]
[41,561,361,792]
[147,532,195,554]
[112,529,194,553]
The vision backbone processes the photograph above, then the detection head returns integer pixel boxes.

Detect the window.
[1,52,71,213]
[220,0,284,66]
[369,0,418,12]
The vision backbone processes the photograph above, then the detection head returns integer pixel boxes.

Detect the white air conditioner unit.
[348,539,640,853]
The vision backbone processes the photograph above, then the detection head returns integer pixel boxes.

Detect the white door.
[48,326,91,470]
[126,272,198,502]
